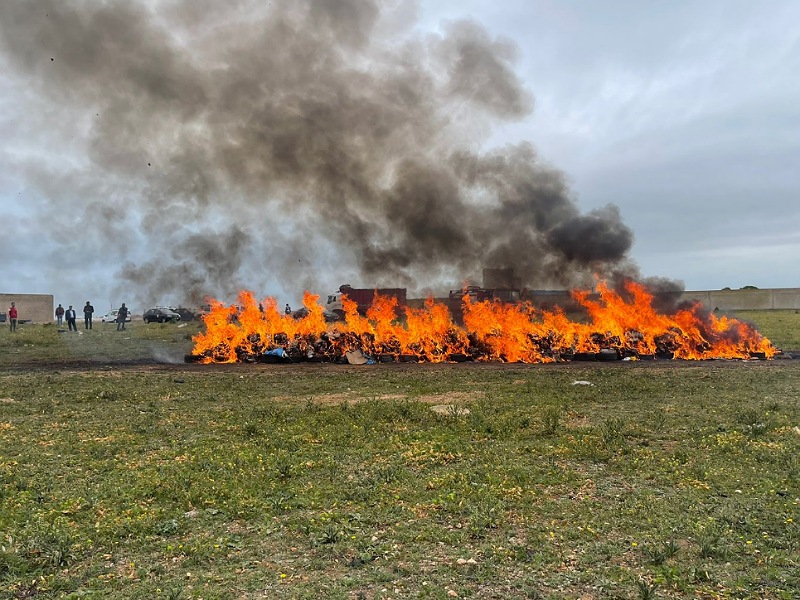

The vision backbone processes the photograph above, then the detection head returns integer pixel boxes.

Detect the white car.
[99,309,132,323]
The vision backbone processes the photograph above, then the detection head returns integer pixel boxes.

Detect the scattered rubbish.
[571,380,594,386]
[345,349,375,365]
[259,347,293,363]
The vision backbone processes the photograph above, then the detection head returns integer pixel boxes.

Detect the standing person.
[55,303,65,326]
[285,303,291,315]
[83,301,94,330]
[116,303,129,330]
[65,305,77,331]
[8,302,18,332]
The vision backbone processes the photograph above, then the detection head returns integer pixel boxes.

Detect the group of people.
[54,302,130,331]
[55,301,94,331]
[5,301,130,332]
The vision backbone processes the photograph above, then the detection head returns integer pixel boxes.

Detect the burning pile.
[189,281,777,364]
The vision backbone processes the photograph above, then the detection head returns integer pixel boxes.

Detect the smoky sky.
[0,0,639,305]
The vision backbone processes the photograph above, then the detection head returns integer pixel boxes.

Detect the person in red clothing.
[8,302,18,332]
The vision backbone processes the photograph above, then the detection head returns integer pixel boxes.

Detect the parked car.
[99,309,132,323]
[143,307,182,323]
[173,307,196,322]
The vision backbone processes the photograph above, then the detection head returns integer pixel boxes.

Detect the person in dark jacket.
[65,305,77,331]
[84,301,94,329]
[116,303,129,330]
[55,304,65,326]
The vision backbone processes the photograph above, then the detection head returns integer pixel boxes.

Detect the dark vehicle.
[173,307,195,322]
[143,307,182,323]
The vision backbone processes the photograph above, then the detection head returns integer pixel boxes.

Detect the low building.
[0,293,54,324]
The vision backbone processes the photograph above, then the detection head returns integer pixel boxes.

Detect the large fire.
[190,280,777,364]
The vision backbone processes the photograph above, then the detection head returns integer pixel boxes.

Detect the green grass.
[0,319,200,364]
[0,316,798,599]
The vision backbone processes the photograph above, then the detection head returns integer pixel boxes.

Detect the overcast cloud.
[1,0,797,311]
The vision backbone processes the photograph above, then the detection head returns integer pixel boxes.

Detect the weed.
[510,545,536,563]
[662,539,679,558]
[600,417,627,450]
[155,518,180,536]
[269,493,294,513]
[164,586,184,600]
[644,539,680,566]
[348,541,380,568]
[276,461,293,480]
[0,545,20,577]
[541,405,561,435]
[690,566,714,583]
[644,543,667,566]
[313,524,341,546]
[636,579,658,600]
[21,521,76,569]
[374,463,403,484]
[698,535,729,560]
[242,421,259,437]
[467,501,502,539]
[649,408,667,431]
[735,407,766,434]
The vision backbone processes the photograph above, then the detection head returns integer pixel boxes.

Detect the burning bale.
[187,281,778,364]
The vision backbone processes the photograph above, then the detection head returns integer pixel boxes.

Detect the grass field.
[0,313,798,599]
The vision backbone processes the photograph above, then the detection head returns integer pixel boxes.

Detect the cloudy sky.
[1,0,798,311]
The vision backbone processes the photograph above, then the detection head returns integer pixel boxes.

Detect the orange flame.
[191,281,777,363]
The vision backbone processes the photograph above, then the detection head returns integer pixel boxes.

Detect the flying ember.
[190,281,777,364]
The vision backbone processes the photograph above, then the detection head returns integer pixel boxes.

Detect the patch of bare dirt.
[2,357,797,376]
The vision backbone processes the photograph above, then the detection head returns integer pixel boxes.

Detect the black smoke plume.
[1,0,643,304]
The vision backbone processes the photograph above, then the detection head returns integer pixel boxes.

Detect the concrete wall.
[0,293,54,324]
[524,288,800,311]
[679,288,800,310]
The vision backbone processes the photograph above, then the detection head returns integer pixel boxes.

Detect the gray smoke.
[1,0,641,304]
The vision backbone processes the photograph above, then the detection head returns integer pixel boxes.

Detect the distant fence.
[523,288,800,311]
[678,289,800,311]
